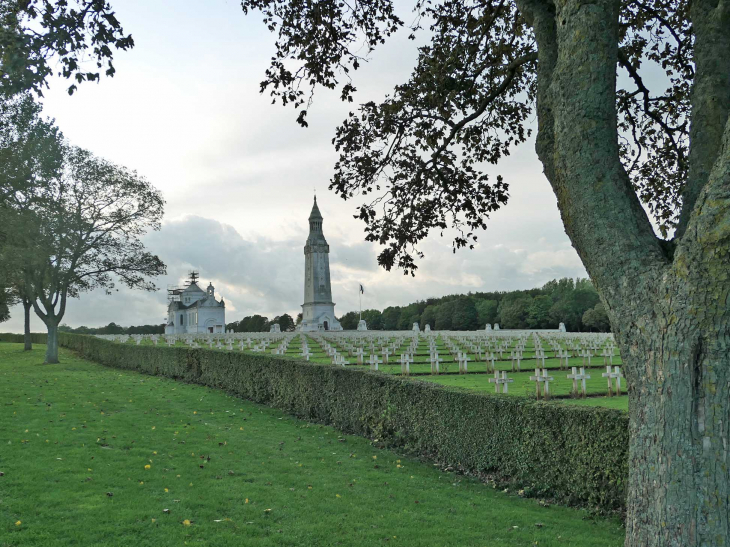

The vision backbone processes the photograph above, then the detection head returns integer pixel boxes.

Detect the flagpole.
[359,286,362,322]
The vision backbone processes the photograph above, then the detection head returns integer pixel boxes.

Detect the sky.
[3,0,587,333]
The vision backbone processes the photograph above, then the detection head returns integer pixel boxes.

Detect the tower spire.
[309,195,323,232]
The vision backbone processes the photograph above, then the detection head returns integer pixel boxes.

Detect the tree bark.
[624,117,730,547]
[45,321,59,364]
[515,0,730,545]
[22,297,32,351]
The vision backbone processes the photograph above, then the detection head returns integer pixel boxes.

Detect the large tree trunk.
[23,297,32,351]
[625,114,730,546]
[620,303,730,546]
[45,321,59,364]
[515,0,730,545]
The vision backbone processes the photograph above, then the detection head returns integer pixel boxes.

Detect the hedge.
[0,332,50,344]
[1,332,629,512]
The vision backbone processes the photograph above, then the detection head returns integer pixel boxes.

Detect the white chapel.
[165,273,226,334]
[300,197,342,331]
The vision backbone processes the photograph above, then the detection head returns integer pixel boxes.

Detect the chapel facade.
[165,273,226,334]
[300,197,342,331]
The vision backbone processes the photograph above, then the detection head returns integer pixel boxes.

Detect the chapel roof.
[183,281,205,294]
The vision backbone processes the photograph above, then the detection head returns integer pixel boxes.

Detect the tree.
[98,322,124,335]
[0,286,14,323]
[582,303,611,332]
[277,313,296,332]
[1,1,134,97]
[434,301,455,330]
[542,278,575,303]
[361,308,382,330]
[451,296,479,330]
[419,305,436,330]
[397,302,421,329]
[239,315,269,332]
[0,93,65,350]
[475,299,498,328]
[527,295,552,329]
[381,306,401,330]
[339,310,359,330]
[26,0,730,542]
[22,146,165,363]
[498,295,532,329]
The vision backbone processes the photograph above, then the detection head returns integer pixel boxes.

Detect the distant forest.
[225,313,296,333]
[339,277,610,332]
[58,278,609,334]
[59,323,165,335]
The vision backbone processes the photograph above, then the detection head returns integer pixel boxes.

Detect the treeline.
[59,323,165,335]
[225,313,296,333]
[338,278,610,332]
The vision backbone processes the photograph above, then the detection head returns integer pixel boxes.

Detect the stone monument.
[300,196,342,331]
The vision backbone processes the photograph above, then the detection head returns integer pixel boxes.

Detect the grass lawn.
[558,396,629,411]
[0,342,625,546]
[412,374,629,411]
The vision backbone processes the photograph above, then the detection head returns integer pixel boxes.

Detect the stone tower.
[301,196,342,331]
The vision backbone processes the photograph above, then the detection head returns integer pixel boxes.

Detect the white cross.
[429,352,443,375]
[400,353,411,376]
[534,348,546,367]
[581,349,593,366]
[510,350,522,372]
[601,347,614,365]
[529,368,555,400]
[486,352,496,373]
[567,366,591,398]
[300,348,313,361]
[458,352,470,374]
[602,365,623,396]
[368,353,382,371]
[558,349,571,370]
[488,371,514,394]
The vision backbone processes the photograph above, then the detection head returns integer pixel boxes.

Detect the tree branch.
[676,0,730,237]
[525,0,667,308]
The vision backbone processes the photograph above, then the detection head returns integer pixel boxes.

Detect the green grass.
[414,373,628,411]
[558,396,629,410]
[0,343,625,546]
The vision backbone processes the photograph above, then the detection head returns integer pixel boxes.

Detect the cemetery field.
[119,333,627,409]
[0,343,626,546]
[414,375,629,411]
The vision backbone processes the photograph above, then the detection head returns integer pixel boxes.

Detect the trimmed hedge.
[2,332,629,512]
[0,332,49,344]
